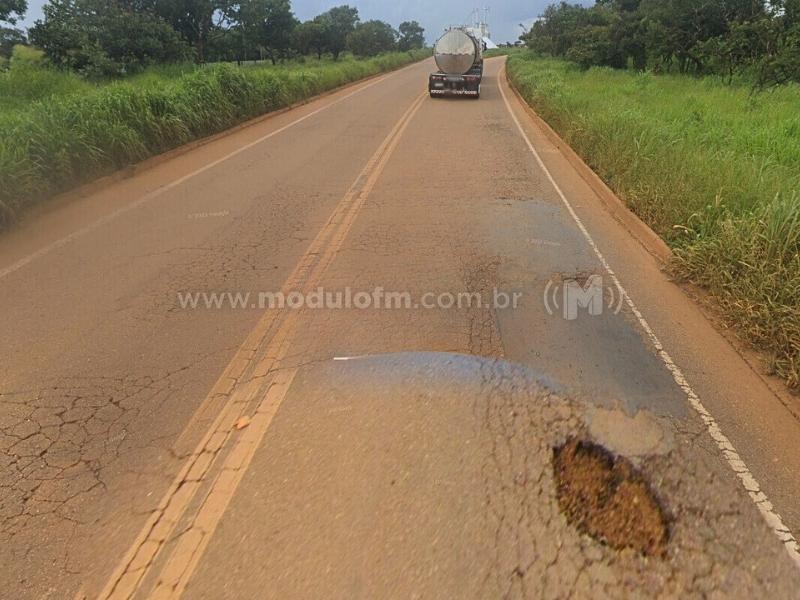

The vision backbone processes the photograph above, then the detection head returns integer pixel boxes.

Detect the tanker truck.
[429,28,485,99]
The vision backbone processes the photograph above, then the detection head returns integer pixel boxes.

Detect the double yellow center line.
[98,90,428,600]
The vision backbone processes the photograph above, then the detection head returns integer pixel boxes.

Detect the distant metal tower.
[468,7,492,39]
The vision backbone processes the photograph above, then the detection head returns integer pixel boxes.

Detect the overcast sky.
[18,1,570,44]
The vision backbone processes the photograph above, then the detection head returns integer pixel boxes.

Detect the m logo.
[544,275,622,320]
[562,275,604,320]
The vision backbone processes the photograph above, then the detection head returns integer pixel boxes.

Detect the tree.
[761,32,800,85]
[0,25,24,57]
[639,0,730,73]
[233,0,260,61]
[234,0,297,63]
[755,18,800,86]
[29,0,189,76]
[294,19,326,58]
[206,24,242,61]
[153,0,235,63]
[525,0,800,83]
[0,0,26,25]
[601,0,648,69]
[523,2,598,56]
[524,1,640,68]
[566,23,616,68]
[347,19,396,57]
[397,20,424,50]
[780,0,800,26]
[317,5,358,60]
[695,18,777,80]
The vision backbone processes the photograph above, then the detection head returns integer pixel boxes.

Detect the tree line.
[523,0,800,86]
[0,0,426,76]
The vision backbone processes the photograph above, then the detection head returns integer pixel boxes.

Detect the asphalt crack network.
[0,351,226,541]
[462,254,505,359]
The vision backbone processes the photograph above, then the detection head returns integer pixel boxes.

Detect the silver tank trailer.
[434,28,482,75]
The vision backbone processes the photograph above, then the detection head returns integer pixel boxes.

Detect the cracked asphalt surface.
[187,354,799,598]
[1,58,800,598]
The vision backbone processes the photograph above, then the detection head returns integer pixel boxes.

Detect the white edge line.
[0,62,421,281]
[499,65,800,570]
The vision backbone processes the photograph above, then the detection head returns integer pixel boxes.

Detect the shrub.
[29,0,190,78]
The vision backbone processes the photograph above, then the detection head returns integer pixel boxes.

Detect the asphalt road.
[2,57,800,598]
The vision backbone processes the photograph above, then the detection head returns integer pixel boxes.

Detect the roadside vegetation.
[508,53,800,388]
[0,1,430,225]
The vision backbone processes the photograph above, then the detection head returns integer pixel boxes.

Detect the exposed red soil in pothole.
[553,438,670,557]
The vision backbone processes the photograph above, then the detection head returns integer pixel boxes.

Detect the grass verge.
[0,49,430,227]
[507,52,800,388]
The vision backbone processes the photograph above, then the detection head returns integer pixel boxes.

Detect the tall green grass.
[507,53,800,388]
[0,49,430,226]
[0,46,96,112]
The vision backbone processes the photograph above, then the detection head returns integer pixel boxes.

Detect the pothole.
[553,438,670,557]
